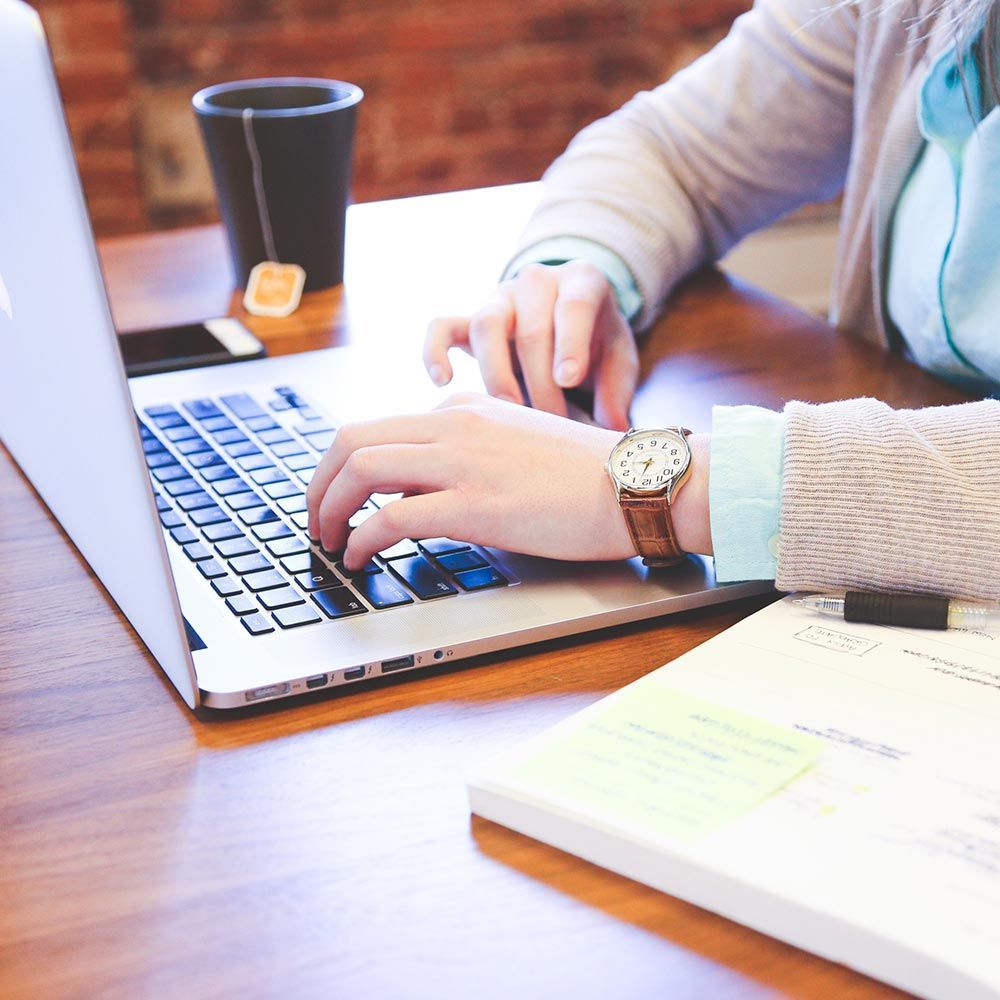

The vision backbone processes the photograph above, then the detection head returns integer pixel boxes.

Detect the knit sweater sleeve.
[510,0,857,330]
[776,397,1000,601]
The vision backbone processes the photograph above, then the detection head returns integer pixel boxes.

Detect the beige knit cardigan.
[510,0,1000,600]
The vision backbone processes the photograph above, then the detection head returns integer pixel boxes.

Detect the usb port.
[305,674,327,690]
[344,666,366,681]
[381,655,415,674]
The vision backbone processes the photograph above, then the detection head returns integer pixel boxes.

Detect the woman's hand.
[423,261,639,431]
[306,394,712,571]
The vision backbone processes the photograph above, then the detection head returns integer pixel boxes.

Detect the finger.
[592,323,640,432]
[467,289,524,404]
[316,443,452,554]
[423,316,470,387]
[306,414,444,538]
[510,272,565,416]
[551,263,608,388]
[344,491,466,568]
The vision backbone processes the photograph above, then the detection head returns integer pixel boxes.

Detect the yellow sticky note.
[508,685,822,843]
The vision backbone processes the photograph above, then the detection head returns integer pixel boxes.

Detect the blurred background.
[36,0,839,312]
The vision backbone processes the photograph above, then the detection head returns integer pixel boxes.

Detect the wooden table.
[0,185,969,998]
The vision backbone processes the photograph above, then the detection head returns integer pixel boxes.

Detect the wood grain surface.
[0,186,969,999]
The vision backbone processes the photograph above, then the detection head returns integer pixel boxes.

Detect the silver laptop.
[0,0,769,710]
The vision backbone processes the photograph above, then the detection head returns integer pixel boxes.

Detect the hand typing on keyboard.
[306,393,709,570]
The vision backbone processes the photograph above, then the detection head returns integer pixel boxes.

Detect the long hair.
[977,3,1000,109]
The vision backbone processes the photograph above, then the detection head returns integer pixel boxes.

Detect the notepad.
[469,596,1000,1000]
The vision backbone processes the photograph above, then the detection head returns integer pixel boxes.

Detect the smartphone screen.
[118,318,266,377]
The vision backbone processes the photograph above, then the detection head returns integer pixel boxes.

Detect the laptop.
[0,0,770,710]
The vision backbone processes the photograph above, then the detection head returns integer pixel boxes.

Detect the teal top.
[514,31,999,581]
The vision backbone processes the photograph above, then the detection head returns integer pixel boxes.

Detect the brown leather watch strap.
[619,494,686,567]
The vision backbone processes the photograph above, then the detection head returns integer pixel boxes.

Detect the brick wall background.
[35,0,753,237]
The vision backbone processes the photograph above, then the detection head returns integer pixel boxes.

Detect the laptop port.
[344,666,366,681]
[381,655,415,674]
[305,674,327,690]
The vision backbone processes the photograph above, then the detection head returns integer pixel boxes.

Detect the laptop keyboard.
[140,385,510,636]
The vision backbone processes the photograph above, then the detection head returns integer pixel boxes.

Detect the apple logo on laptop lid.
[0,269,11,321]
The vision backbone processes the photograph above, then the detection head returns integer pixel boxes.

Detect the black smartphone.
[118,318,266,377]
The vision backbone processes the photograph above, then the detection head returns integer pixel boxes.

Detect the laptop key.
[389,555,457,600]
[184,399,224,421]
[183,541,213,562]
[144,404,178,419]
[266,536,308,558]
[154,492,169,511]
[211,575,243,598]
[212,427,248,446]
[175,436,211,456]
[283,453,317,472]
[159,509,183,529]
[250,467,288,486]
[303,430,335,452]
[335,559,381,577]
[190,505,229,527]
[264,481,300,500]
[146,451,176,470]
[220,393,267,420]
[225,491,266,512]
[290,511,310,530]
[419,538,470,557]
[257,427,294,445]
[353,572,413,610]
[292,420,334,436]
[270,439,307,459]
[197,558,227,579]
[272,604,322,629]
[241,612,275,635]
[279,552,313,574]
[454,566,508,591]
[229,552,273,576]
[201,415,235,433]
[239,507,279,527]
[243,569,287,593]
[293,564,341,591]
[188,451,225,470]
[151,464,188,483]
[226,441,261,459]
[152,413,187,430]
[201,521,242,544]
[213,477,252,497]
[164,424,199,443]
[312,587,367,619]
[252,521,293,542]
[170,525,198,545]
[238,455,275,472]
[216,535,258,559]
[226,593,258,615]
[277,494,308,515]
[164,477,202,498]
[257,586,305,611]
[295,469,315,485]
[202,463,239,483]
[177,491,215,512]
[436,549,487,573]
[379,539,419,561]
[142,437,166,455]
[245,415,279,432]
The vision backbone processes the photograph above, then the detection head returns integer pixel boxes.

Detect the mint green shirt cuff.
[503,237,643,323]
[709,405,785,583]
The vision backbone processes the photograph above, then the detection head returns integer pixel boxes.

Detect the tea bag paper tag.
[243,261,306,317]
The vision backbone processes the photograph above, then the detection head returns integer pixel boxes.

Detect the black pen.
[793,591,1000,631]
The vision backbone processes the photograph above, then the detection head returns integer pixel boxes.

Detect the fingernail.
[555,359,579,387]
[428,364,448,387]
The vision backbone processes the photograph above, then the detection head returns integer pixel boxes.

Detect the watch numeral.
[642,479,651,486]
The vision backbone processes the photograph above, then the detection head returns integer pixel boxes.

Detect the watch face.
[609,429,689,493]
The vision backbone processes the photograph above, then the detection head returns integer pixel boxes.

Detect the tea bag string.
[241,108,279,264]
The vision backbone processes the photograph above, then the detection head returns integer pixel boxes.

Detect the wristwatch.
[607,426,693,567]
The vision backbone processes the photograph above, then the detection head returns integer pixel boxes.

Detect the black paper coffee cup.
[193,77,363,292]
